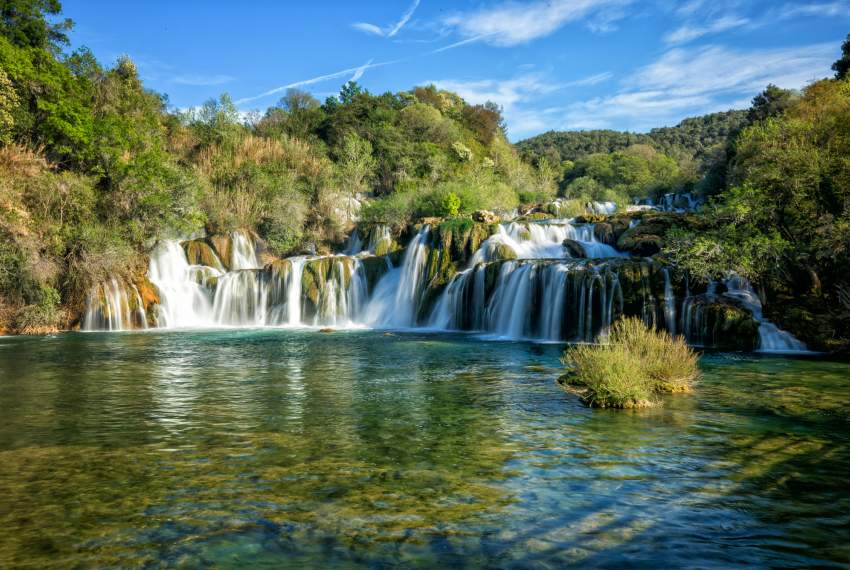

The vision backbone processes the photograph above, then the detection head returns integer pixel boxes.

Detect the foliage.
[440,191,461,217]
[561,317,699,408]
[517,111,746,173]
[562,144,682,201]
[834,33,850,80]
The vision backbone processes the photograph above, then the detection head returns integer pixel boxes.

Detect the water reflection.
[0,333,849,567]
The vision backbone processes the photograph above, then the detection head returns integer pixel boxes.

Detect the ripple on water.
[0,331,849,568]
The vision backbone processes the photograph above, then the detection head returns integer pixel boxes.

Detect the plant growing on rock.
[560,317,700,408]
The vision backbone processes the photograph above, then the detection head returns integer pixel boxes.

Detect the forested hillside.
[517,110,747,167]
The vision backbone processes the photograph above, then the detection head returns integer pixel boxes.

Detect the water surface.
[1,330,849,568]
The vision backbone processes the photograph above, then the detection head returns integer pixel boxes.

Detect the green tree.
[833,33,850,80]
[747,84,796,124]
[337,132,375,218]
[0,0,72,51]
[440,191,461,217]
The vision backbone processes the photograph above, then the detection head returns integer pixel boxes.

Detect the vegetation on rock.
[560,317,699,408]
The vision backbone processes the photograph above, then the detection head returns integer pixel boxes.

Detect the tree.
[747,84,796,124]
[0,65,18,143]
[337,132,375,218]
[339,81,363,104]
[0,0,72,51]
[278,88,319,113]
[833,33,850,80]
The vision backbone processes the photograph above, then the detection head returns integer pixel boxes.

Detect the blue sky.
[63,0,849,140]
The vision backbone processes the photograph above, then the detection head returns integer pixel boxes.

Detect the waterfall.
[472,221,623,264]
[148,241,217,328]
[662,268,677,336]
[724,276,807,353]
[364,226,431,327]
[230,230,262,270]
[429,260,624,342]
[588,201,617,215]
[82,279,147,331]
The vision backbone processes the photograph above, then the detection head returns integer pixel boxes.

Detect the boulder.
[592,223,615,246]
[472,210,500,224]
[562,239,587,258]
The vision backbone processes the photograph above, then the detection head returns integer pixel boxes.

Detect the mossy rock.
[493,243,518,261]
[207,234,233,270]
[617,233,664,256]
[562,239,587,258]
[592,223,615,246]
[183,240,224,271]
[359,256,392,293]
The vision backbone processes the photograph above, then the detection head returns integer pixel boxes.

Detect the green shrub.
[441,191,461,217]
[14,285,63,334]
[560,317,699,408]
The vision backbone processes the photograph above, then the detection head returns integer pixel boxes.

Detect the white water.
[82,278,147,331]
[724,276,808,353]
[363,226,430,328]
[148,241,217,328]
[662,268,677,336]
[471,221,624,264]
[83,218,807,349]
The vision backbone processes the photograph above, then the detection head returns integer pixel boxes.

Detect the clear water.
[1,330,849,568]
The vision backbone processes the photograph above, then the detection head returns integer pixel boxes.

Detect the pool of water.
[1,329,849,568]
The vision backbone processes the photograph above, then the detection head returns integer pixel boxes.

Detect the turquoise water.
[1,329,849,568]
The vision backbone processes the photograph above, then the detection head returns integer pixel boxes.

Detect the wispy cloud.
[352,0,421,38]
[171,74,235,86]
[664,15,749,45]
[558,42,836,131]
[565,71,614,87]
[235,59,396,105]
[776,1,850,19]
[440,0,630,47]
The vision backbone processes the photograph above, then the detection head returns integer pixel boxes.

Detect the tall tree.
[833,33,850,80]
[0,0,71,51]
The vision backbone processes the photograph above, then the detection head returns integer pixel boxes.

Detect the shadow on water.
[0,333,849,567]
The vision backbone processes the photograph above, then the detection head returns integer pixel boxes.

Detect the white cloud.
[440,0,630,47]
[429,71,612,139]
[777,1,850,18]
[565,71,614,87]
[664,15,749,45]
[558,42,836,131]
[352,0,421,38]
[171,74,235,86]
[235,59,397,105]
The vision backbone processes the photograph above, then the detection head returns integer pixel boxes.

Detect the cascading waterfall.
[363,226,431,327]
[472,221,623,264]
[82,279,147,331]
[429,260,624,342]
[724,276,807,353]
[662,268,677,336]
[82,216,807,349]
[148,240,217,328]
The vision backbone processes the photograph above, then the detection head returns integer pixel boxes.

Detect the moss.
[359,256,391,293]
[207,234,233,270]
[183,240,224,270]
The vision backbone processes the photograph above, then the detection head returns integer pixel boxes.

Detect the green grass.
[560,317,700,408]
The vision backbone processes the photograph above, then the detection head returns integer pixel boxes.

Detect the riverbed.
[1,329,848,568]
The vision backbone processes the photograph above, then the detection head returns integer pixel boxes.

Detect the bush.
[560,317,699,408]
[14,285,63,334]
[441,191,461,217]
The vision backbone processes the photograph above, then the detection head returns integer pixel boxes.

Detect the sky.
[62,0,849,141]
